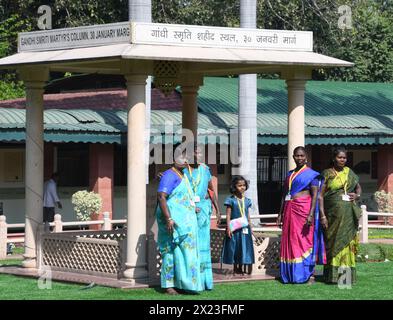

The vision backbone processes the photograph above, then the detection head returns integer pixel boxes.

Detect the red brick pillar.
[311,145,332,173]
[89,144,114,230]
[204,144,220,229]
[44,142,54,181]
[311,145,320,172]
[378,145,393,192]
[305,145,313,168]
[377,145,393,224]
[209,164,219,229]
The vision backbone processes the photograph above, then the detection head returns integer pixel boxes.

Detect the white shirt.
[43,179,60,207]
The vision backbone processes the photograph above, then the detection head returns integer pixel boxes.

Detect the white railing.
[213,213,282,232]
[0,212,127,259]
[360,205,393,244]
[3,206,388,258]
[216,207,393,244]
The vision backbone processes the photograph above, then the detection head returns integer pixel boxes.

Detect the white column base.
[123,262,149,282]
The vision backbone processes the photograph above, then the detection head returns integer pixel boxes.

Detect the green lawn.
[1,259,393,300]
[357,243,393,261]
[1,243,393,300]
[369,228,393,239]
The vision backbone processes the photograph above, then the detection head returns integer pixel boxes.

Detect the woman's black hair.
[230,176,249,194]
[293,146,306,155]
[331,146,347,166]
[333,146,347,158]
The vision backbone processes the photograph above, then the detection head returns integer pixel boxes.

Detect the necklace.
[171,167,183,179]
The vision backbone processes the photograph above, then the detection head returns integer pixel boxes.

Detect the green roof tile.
[1,77,393,145]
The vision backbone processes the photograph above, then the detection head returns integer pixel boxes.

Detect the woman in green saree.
[319,147,362,284]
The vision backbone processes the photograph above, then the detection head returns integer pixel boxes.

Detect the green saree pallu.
[322,167,361,284]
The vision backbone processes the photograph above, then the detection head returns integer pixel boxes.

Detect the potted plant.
[71,190,102,226]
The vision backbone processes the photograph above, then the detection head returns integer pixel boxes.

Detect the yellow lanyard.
[187,165,201,194]
[171,167,183,179]
[287,165,307,194]
[172,167,194,198]
[333,168,348,194]
[236,196,246,218]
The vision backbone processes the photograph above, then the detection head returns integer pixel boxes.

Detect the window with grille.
[257,156,287,184]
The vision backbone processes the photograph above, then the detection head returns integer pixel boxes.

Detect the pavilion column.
[123,74,148,281]
[19,67,49,269]
[285,75,308,170]
[181,76,203,143]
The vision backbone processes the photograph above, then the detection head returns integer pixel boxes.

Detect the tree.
[0,0,130,100]
[152,0,239,26]
[0,13,33,99]
[325,1,393,82]
[1,0,392,102]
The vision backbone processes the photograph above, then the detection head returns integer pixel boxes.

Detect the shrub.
[374,190,393,213]
[71,190,102,221]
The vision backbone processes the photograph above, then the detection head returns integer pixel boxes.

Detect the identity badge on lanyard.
[172,167,195,206]
[333,169,350,201]
[187,165,201,204]
[285,165,307,201]
[237,197,248,234]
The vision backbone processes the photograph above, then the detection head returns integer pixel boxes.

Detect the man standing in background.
[43,172,62,231]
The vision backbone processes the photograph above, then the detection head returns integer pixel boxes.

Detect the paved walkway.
[1,254,23,260]
[0,262,278,289]
[369,238,393,245]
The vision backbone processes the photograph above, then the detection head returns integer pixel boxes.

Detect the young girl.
[221,176,255,275]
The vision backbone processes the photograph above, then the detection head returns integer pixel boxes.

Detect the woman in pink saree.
[277,146,327,283]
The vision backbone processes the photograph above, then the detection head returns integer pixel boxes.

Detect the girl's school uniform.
[221,195,255,265]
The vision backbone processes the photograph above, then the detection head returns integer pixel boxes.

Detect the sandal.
[166,288,179,295]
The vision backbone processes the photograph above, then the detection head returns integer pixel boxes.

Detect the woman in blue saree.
[156,154,202,294]
[184,145,221,290]
[278,146,326,284]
